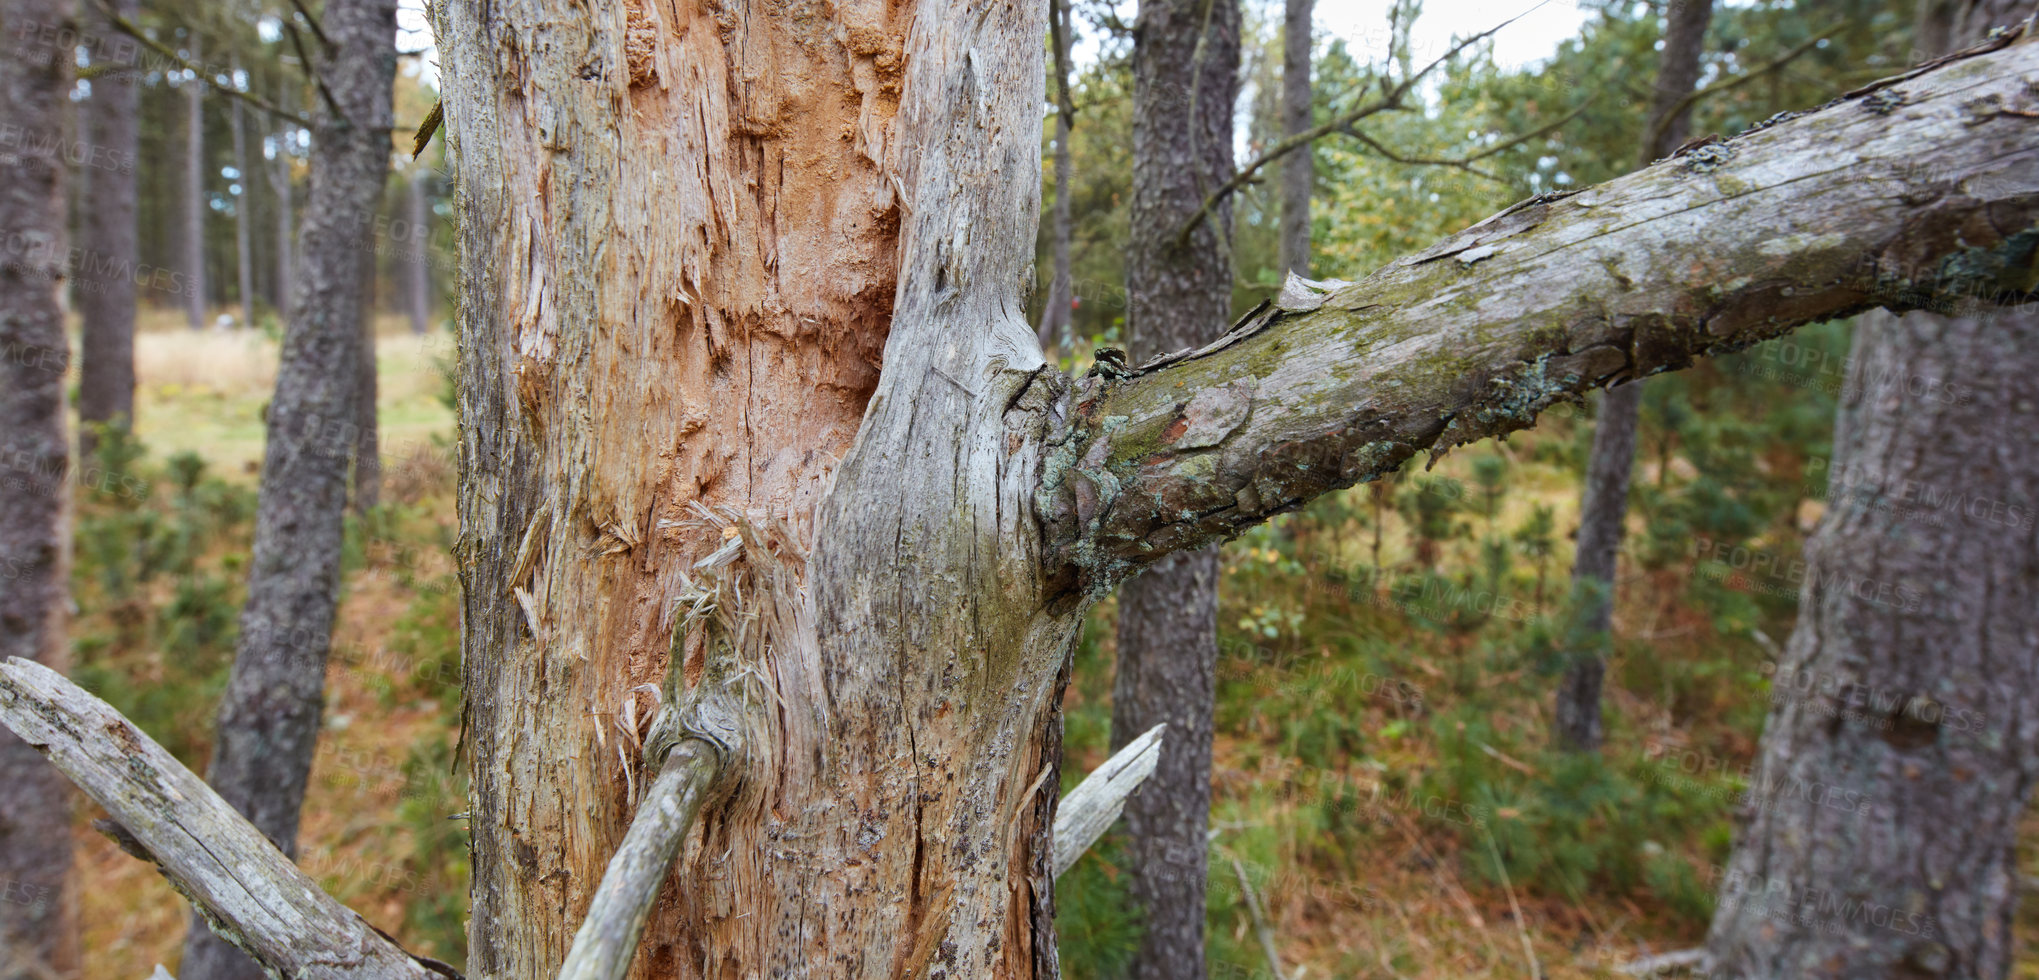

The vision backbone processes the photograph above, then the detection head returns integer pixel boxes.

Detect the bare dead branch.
[1040,32,2039,600]
[0,658,448,980]
[1051,723,1166,878]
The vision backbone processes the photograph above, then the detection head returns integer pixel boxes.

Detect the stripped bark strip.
[0,658,447,980]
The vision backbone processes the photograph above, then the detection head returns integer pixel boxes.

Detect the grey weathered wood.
[555,740,721,980]
[1050,723,1165,879]
[1039,31,2039,600]
[0,658,443,980]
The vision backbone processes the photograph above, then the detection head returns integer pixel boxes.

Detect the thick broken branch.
[1040,31,2039,599]
[0,658,447,980]
[1051,723,1166,878]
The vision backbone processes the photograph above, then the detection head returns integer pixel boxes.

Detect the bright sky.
[1319,0,1591,71]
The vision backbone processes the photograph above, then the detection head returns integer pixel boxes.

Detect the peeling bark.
[0,0,78,973]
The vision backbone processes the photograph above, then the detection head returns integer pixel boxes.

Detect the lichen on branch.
[1036,31,2039,601]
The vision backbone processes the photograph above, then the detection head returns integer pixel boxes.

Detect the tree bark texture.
[1114,0,1240,976]
[179,0,396,975]
[1279,0,1313,277]
[1701,301,2039,980]
[76,0,140,453]
[0,0,78,975]
[425,3,2039,971]
[433,0,1062,972]
[1705,3,2039,978]
[1038,0,1076,351]
[233,86,257,330]
[184,54,207,330]
[1554,0,1713,753]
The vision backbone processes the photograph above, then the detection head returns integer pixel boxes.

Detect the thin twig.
[92,1,314,127]
[285,20,351,129]
[1227,854,1291,980]
[1481,825,1543,980]
[1645,22,1842,153]
[1342,99,1593,185]
[288,0,333,49]
[1174,1,1552,245]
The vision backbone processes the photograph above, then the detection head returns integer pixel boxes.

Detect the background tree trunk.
[1038,0,1076,351]
[406,167,429,335]
[1701,305,2039,980]
[1113,0,1239,975]
[265,120,295,320]
[0,1,78,975]
[76,0,141,455]
[1705,1,2039,976]
[178,0,395,974]
[232,82,256,330]
[353,238,380,513]
[184,48,208,331]
[1553,0,1711,753]
[1278,0,1313,277]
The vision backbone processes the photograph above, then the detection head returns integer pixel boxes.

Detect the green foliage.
[70,431,256,765]
[1057,836,1145,980]
[396,731,471,963]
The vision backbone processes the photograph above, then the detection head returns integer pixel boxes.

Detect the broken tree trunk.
[416,3,2039,971]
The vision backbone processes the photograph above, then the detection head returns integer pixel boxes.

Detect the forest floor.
[58,310,2039,979]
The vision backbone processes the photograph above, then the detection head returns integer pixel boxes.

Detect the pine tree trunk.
[1113,0,1239,975]
[178,0,396,975]
[1702,311,2039,980]
[354,236,380,512]
[1553,0,1711,752]
[232,82,256,330]
[407,168,430,335]
[1705,2,2039,976]
[0,0,78,975]
[1037,0,1075,351]
[266,119,295,320]
[76,0,140,454]
[1278,0,1313,277]
[184,51,208,331]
